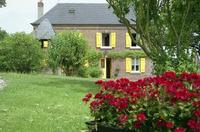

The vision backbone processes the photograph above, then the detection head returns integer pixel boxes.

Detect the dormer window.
[68,9,75,14]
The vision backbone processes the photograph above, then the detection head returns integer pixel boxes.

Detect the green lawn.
[0,73,99,132]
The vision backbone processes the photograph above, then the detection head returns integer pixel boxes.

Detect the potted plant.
[82,71,200,132]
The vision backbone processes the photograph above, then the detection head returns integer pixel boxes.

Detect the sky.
[0,0,107,33]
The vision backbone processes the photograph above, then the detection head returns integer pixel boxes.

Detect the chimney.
[38,0,44,19]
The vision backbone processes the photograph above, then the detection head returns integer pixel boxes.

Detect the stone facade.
[34,24,153,80]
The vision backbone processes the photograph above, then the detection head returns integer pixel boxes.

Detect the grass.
[0,73,99,132]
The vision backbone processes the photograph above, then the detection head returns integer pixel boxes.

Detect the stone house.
[31,1,153,80]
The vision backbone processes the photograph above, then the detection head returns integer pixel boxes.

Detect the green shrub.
[77,67,89,78]
[88,67,102,78]
[86,50,103,67]
[48,31,88,76]
[0,32,44,73]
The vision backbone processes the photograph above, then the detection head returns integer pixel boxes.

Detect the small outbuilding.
[34,18,55,48]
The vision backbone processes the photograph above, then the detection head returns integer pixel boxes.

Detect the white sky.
[0,0,107,33]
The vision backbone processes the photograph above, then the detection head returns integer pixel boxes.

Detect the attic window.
[68,9,75,14]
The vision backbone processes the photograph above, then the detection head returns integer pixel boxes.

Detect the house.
[31,1,153,80]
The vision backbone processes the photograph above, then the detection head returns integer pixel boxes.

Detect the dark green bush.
[88,67,102,78]
[0,32,44,73]
[77,67,89,78]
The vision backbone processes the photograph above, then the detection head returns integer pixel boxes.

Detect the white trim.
[130,71,141,74]
[130,46,141,49]
[131,58,140,73]
[101,46,112,49]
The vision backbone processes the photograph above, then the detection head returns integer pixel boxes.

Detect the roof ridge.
[57,3,108,4]
[31,3,135,26]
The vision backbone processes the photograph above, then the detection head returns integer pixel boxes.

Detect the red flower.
[95,80,104,85]
[196,122,200,130]
[136,112,146,121]
[162,71,177,80]
[85,93,92,98]
[118,114,128,124]
[173,127,186,132]
[103,94,114,100]
[133,121,141,129]
[157,119,165,127]
[94,93,102,99]
[193,110,200,117]
[82,97,89,102]
[82,93,93,103]
[165,122,174,128]
[187,119,196,129]
[90,100,103,111]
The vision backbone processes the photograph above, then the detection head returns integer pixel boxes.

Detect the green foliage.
[86,50,103,67]
[0,0,6,7]
[107,0,200,74]
[88,67,102,78]
[114,66,120,78]
[0,28,7,41]
[48,31,88,76]
[86,50,103,78]
[107,50,146,59]
[77,67,89,78]
[0,32,44,73]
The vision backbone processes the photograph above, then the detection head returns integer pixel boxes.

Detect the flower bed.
[83,72,200,132]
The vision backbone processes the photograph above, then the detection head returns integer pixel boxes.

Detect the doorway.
[106,58,111,78]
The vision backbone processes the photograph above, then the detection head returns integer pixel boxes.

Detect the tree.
[0,0,6,7]
[0,32,44,73]
[0,28,7,41]
[107,0,200,74]
[48,31,88,76]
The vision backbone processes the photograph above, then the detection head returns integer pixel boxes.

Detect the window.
[132,58,140,72]
[41,40,48,48]
[131,33,137,47]
[102,33,110,47]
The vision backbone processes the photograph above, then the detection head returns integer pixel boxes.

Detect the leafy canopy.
[107,0,200,74]
[0,0,6,7]
[0,28,8,41]
[0,32,44,73]
[48,31,88,76]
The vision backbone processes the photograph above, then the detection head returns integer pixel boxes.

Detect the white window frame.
[130,33,141,49]
[131,58,140,73]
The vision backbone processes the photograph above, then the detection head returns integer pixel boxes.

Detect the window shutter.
[140,58,146,73]
[43,41,48,48]
[126,58,132,73]
[126,33,131,48]
[111,32,116,48]
[96,32,102,48]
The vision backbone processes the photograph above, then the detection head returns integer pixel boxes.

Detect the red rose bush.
[82,72,200,131]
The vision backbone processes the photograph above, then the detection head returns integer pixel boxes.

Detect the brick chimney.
[38,0,44,18]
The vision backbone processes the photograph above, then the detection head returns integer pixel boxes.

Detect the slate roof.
[35,18,55,40]
[31,3,135,25]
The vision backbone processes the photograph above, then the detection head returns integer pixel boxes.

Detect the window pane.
[132,65,135,71]
[102,33,110,47]
[131,33,137,47]
[136,65,139,71]
[135,58,139,65]
[132,58,140,72]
